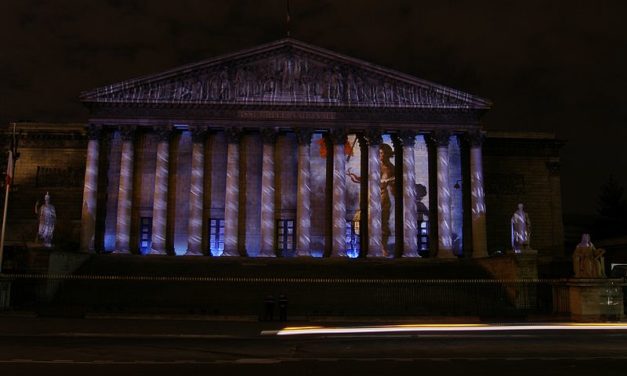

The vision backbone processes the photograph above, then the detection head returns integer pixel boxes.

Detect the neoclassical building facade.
[77,38,494,259]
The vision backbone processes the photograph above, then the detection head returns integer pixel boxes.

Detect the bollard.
[278,294,288,321]
[263,295,275,321]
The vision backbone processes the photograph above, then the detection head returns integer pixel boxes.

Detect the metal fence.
[6,273,618,320]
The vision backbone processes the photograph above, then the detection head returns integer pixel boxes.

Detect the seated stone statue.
[573,233,606,278]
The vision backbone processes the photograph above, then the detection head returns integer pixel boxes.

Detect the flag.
[5,150,13,186]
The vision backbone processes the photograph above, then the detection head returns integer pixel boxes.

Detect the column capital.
[261,127,278,144]
[153,126,174,142]
[364,128,382,145]
[85,124,102,140]
[295,128,313,145]
[356,134,369,149]
[464,129,485,148]
[398,130,416,147]
[224,127,243,144]
[119,125,137,141]
[328,128,347,145]
[190,126,208,143]
[391,133,402,148]
[428,129,450,148]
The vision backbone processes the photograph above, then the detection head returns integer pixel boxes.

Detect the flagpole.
[0,178,10,273]
[0,123,17,273]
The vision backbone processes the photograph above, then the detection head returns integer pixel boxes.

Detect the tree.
[593,174,627,239]
[597,174,627,219]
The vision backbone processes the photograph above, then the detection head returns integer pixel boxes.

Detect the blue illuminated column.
[400,131,419,257]
[365,128,383,257]
[149,127,171,255]
[114,126,135,254]
[468,130,488,258]
[259,128,277,257]
[295,128,313,257]
[186,127,206,256]
[80,124,101,253]
[330,129,347,257]
[222,128,242,257]
[431,130,455,259]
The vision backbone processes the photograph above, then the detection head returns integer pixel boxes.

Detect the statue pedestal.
[567,278,624,322]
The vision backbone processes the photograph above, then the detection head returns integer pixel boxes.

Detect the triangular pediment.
[81,39,490,110]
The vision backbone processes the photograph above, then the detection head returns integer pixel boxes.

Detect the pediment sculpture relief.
[93,54,470,108]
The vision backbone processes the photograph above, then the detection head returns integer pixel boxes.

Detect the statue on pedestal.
[35,192,56,248]
[511,203,531,253]
[573,233,606,278]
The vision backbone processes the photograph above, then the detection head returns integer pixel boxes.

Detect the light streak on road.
[264,323,627,336]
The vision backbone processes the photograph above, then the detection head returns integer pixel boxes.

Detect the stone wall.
[1,124,565,260]
[483,132,564,258]
[0,124,86,248]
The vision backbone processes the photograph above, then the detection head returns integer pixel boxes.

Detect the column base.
[402,251,421,258]
[367,251,386,258]
[112,249,130,255]
[184,249,203,256]
[149,249,167,255]
[437,249,456,259]
[258,251,277,257]
[295,250,311,257]
[221,249,241,257]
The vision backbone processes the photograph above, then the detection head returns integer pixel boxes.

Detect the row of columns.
[79,125,487,258]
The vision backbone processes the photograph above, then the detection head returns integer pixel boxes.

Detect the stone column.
[80,125,101,253]
[400,131,420,257]
[295,128,313,257]
[330,129,347,257]
[357,135,369,256]
[431,130,455,259]
[149,127,171,255]
[186,127,207,256]
[365,129,383,257]
[222,128,242,257]
[259,128,277,257]
[467,130,488,258]
[114,126,135,254]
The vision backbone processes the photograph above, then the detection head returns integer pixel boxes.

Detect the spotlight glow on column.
[332,142,347,257]
[367,143,383,257]
[436,144,453,256]
[259,140,276,257]
[80,131,100,252]
[114,134,134,254]
[402,134,419,257]
[296,135,312,257]
[150,137,169,255]
[223,139,240,256]
[186,138,204,255]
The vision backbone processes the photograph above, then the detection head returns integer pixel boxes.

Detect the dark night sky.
[1,0,626,217]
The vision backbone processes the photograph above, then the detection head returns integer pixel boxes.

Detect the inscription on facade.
[36,166,84,187]
[238,110,335,121]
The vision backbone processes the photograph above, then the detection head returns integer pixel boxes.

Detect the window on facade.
[139,217,152,254]
[346,220,360,258]
[209,218,225,256]
[418,217,430,253]
[276,219,295,256]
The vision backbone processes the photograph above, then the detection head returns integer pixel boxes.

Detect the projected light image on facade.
[77,39,497,259]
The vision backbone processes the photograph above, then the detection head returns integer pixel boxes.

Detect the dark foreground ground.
[1,314,626,376]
